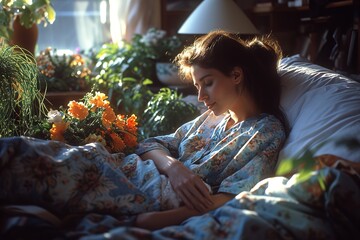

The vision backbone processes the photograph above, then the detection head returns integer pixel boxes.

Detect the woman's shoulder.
[254,113,286,135]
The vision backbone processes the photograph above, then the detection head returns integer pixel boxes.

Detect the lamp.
[178,0,258,34]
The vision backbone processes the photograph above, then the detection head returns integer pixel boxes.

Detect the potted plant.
[138,28,188,89]
[0,0,56,54]
[0,43,47,137]
[36,47,92,108]
[140,88,200,139]
[140,28,183,63]
[92,28,186,90]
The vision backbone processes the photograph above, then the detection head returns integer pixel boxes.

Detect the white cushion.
[278,55,360,162]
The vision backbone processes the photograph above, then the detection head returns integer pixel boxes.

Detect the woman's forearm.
[140,149,180,175]
[135,193,234,230]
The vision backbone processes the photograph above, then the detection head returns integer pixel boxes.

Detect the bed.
[1,55,360,240]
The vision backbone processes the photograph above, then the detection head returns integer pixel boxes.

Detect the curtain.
[109,0,161,43]
[74,0,110,50]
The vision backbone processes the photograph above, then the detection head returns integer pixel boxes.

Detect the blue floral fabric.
[136,110,286,196]
[79,165,360,240]
[0,111,284,218]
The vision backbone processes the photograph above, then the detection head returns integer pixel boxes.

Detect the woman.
[135,30,287,229]
[0,30,286,231]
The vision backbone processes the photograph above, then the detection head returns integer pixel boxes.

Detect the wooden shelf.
[252,0,353,13]
[45,91,86,109]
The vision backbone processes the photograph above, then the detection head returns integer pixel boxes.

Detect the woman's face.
[191,65,242,116]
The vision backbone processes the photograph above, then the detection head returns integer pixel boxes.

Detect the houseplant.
[139,28,187,89]
[90,40,155,118]
[91,28,185,90]
[139,28,183,62]
[0,43,47,137]
[0,0,56,54]
[140,88,200,138]
[36,47,91,92]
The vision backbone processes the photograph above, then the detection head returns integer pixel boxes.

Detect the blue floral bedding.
[1,149,359,239]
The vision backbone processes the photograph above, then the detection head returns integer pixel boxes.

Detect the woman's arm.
[135,193,234,230]
[140,149,213,212]
[140,149,178,174]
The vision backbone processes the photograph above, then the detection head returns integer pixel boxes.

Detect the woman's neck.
[227,93,261,128]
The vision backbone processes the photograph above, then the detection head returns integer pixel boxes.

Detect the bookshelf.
[248,0,359,74]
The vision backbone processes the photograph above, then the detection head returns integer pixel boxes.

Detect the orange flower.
[102,106,116,128]
[123,133,138,148]
[109,132,126,152]
[126,114,138,128]
[89,92,108,110]
[50,122,69,142]
[115,114,126,130]
[67,101,89,120]
[126,114,138,134]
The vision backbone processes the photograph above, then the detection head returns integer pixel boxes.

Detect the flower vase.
[11,17,38,56]
[155,62,191,89]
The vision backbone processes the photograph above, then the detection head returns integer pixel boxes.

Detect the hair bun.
[246,37,282,70]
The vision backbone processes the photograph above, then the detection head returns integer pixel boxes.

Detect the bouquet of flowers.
[46,91,138,154]
[36,48,91,91]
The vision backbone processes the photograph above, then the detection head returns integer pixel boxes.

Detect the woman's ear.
[232,67,243,84]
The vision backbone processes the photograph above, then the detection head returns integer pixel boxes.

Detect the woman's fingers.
[177,189,195,210]
[177,179,213,212]
[168,163,213,211]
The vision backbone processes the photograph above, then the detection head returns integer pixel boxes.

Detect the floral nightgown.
[0,110,285,218]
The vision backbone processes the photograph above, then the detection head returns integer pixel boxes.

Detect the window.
[37,0,111,53]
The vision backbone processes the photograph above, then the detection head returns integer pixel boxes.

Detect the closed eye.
[205,80,213,87]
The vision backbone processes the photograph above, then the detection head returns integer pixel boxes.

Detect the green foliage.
[0,43,47,137]
[92,41,156,84]
[276,137,360,190]
[140,88,200,139]
[90,28,183,90]
[107,77,154,119]
[0,0,56,41]
[276,148,325,189]
[88,28,186,129]
[89,42,156,117]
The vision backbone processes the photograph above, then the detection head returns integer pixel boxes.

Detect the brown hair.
[175,30,288,133]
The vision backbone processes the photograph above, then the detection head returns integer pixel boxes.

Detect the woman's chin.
[210,108,226,116]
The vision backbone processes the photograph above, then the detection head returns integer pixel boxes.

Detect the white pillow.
[278,55,360,162]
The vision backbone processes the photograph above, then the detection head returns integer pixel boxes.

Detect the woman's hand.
[140,149,213,211]
[166,161,213,212]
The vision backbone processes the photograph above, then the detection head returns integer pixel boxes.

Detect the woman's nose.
[198,88,207,102]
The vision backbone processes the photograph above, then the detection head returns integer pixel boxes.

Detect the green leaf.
[45,4,56,24]
[294,170,314,183]
[275,158,294,175]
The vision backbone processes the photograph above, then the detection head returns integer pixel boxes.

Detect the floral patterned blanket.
[0,139,359,240]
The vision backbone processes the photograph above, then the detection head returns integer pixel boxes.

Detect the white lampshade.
[178,0,258,34]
